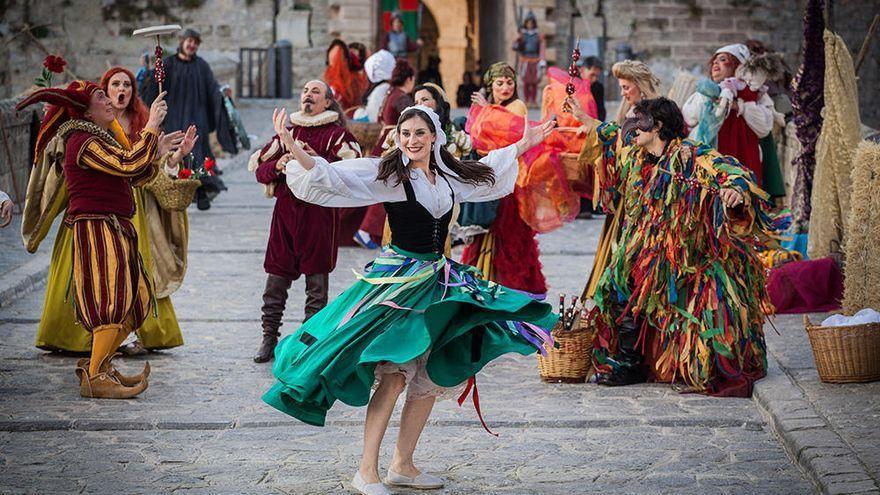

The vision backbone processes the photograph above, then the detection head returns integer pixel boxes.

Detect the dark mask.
[621,110,655,142]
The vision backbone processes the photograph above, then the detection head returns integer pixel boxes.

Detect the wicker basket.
[804,315,880,383]
[537,316,596,383]
[144,171,201,212]
[348,122,384,155]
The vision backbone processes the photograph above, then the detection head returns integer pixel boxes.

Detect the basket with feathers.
[538,309,596,383]
[145,170,201,212]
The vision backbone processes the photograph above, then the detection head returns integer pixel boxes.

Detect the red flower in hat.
[178,168,193,180]
[43,55,67,74]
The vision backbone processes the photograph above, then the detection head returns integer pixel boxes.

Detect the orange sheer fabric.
[465,104,592,233]
[540,66,598,128]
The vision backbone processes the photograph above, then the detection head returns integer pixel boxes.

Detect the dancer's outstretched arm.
[272,107,317,170]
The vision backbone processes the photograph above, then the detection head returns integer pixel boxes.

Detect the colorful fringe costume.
[582,122,782,397]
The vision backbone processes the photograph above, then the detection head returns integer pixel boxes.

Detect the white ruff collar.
[289,110,338,127]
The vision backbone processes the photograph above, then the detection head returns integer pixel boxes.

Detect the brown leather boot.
[79,356,148,399]
[304,273,329,322]
[255,274,292,363]
[75,354,150,387]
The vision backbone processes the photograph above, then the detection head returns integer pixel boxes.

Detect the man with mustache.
[249,80,362,363]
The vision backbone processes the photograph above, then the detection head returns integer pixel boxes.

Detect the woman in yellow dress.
[25,67,191,353]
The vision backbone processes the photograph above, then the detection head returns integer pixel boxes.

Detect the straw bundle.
[842,140,880,313]
[808,30,861,260]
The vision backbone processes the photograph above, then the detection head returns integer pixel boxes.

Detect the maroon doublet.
[255,117,361,279]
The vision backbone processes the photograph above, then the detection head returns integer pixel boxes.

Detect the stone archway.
[421,0,474,106]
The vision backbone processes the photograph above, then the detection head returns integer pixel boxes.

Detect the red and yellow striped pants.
[65,214,152,333]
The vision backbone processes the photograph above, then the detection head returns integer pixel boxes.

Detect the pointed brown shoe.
[75,354,150,387]
[80,371,148,399]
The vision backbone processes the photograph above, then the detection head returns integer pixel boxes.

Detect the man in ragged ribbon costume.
[567,96,785,396]
[17,82,190,398]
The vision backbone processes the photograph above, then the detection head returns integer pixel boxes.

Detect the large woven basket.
[145,171,201,212]
[804,315,880,383]
[348,122,384,155]
[537,316,596,383]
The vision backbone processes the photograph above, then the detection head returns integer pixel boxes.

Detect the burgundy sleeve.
[254,136,284,185]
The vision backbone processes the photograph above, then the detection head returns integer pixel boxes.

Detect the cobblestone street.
[0,101,830,494]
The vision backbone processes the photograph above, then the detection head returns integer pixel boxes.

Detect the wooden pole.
[854,14,879,75]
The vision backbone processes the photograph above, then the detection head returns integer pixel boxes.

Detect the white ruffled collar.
[289,110,338,127]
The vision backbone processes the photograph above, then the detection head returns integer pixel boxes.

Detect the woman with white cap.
[682,43,775,185]
[262,104,557,495]
[354,49,397,123]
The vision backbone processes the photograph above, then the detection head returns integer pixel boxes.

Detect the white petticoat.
[373,352,466,402]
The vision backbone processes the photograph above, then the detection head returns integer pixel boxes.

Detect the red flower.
[43,55,67,74]
[178,168,193,179]
[204,158,216,171]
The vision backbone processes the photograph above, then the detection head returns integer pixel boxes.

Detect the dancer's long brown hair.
[376,108,496,187]
[100,67,149,140]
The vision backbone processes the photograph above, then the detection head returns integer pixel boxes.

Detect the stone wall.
[0,0,329,101]
[2,0,875,124]
[825,3,880,129]
[570,0,800,91]
[0,0,277,100]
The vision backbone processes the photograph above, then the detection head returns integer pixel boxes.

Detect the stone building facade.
[0,0,876,118]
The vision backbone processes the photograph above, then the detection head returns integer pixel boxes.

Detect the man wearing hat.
[141,27,237,208]
[17,81,175,398]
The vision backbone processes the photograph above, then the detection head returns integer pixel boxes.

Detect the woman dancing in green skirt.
[262,104,558,495]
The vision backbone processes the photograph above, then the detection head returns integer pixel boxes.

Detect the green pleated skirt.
[263,246,557,427]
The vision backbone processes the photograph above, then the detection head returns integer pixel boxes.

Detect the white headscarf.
[364,49,396,83]
[392,105,451,175]
[714,44,750,64]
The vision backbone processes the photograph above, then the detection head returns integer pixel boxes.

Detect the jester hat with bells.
[16,80,102,166]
